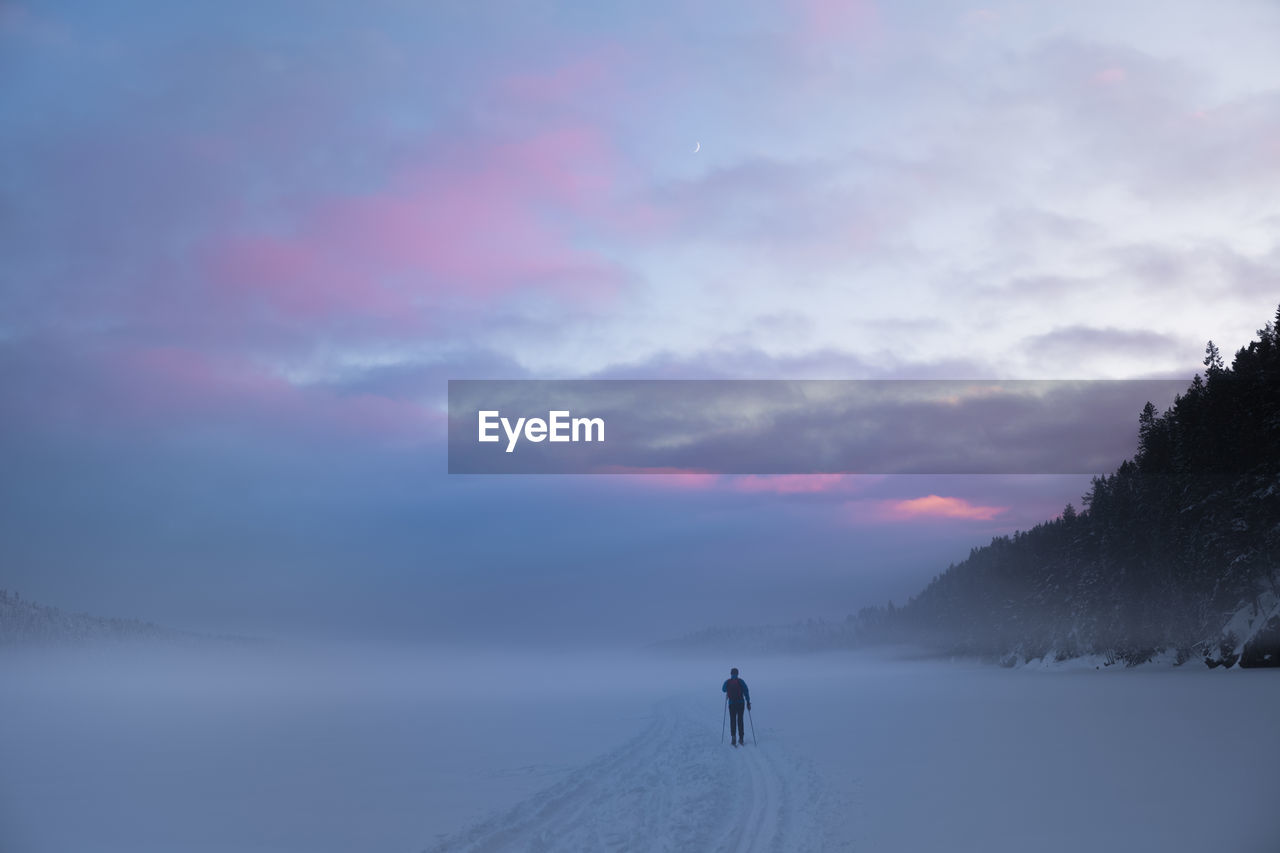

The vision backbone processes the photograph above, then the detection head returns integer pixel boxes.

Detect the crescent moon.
[694,141,701,153]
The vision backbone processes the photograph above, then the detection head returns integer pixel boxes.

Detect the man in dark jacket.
[722,667,751,746]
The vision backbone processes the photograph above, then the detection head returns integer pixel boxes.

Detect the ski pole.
[748,706,757,745]
[721,697,727,743]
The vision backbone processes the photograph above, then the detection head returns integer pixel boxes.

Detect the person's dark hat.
[730,667,739,676]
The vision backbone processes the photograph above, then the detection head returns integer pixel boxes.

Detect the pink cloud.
[596,473,887,496]
[594,467,722,491]
[791,0,879,43]
[498,53,617,106]
[729,474,856,494]
[1093,66,1127,85]
[877,494,1008,521]
[207,123,628,328]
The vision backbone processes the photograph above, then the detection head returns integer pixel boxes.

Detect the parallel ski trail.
[743,744,781,853]
[426,698,827,852]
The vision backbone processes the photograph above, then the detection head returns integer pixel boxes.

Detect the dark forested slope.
[888,306,1280,667]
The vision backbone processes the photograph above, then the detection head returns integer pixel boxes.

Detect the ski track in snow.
[425,697,838,853]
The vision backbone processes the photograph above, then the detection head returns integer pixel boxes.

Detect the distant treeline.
[0,588,258,648]
[0,588,178,646]
[864,304,1280,667]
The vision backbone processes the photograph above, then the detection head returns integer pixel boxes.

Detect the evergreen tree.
[1204,340,1224,373]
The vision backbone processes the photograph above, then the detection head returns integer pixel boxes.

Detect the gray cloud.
[1025,325,1188,356]
[448,379,1188,475]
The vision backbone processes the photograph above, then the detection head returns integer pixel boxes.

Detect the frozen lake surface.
[2,645,1277,852]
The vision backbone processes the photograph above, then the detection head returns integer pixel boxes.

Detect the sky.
[2,0,1279,644]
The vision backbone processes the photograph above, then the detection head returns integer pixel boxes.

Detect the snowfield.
[427,695,836,853]
[1,645,1277,852]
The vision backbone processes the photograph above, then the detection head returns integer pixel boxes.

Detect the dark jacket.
[722,677,751,706]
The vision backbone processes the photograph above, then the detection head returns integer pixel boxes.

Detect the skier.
[722,667,751,746]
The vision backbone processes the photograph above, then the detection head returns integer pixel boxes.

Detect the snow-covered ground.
[1,645,1277,852]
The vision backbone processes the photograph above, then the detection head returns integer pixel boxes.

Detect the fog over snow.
[3,645,1278,852]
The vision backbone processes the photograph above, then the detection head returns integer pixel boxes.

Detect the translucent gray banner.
[447,379,1188,474]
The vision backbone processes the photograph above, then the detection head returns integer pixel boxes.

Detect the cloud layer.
[3,0,1278,640]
